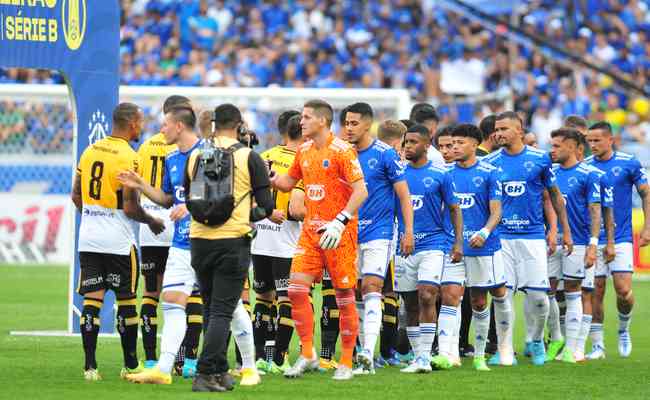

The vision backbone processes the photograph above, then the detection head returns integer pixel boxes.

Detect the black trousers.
[191,237,250,375]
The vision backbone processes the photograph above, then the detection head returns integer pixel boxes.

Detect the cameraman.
[184,104,273,392]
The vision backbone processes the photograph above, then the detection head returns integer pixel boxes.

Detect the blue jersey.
[450,160,503,256]
[483,146,556,240]
[586,151,648,243]
[358,140,405,243]
[397,161,457,255]
[587,165,614,244]
[553,162,601,246]
[442,163,455,252]
[162,140,202,250]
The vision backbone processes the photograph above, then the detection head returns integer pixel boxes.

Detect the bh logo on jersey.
[503,181,526,197]
[411,195,424,210]
[307,184,325,201]
[456,193,475,209]
[175,186,185,202]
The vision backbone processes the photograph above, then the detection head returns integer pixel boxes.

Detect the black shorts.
[140,246,170,292]
[382,256,395,294]
[252,254,291,295]
[78,246,139,296]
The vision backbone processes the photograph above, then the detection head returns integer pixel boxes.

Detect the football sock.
[406,326,420,357]
[288,282,314,359]
[356,298,365,349]
[159,302,187,374]
[618,311,632,332]
[459,288,472,348]
[472,307,490,358]
[527,290,549,342]
[183,292,203,360]
[557,293,567,337]
[453,302,462,359]
[380,294,398,359]
[438,305,457,358]
[336,292,359,368]
[493,293,513,351]
[565,291,583,352]
[524,294,534,343]
[320,280,339,360]
[116,296,139,369]
[487,301,498,347]
[232,300,256,370]
[81,297,102,370]
[253,298,272,360]
[419,322,436,360]
[140,296,159,361]
[576,314,592,353]
[589,323,604,349]
[362,292,382,356]
[274,300,294,365]
[548,294,563,341]
[265,302,278,363]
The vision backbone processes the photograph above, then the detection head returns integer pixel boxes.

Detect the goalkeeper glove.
[317,211,352,250]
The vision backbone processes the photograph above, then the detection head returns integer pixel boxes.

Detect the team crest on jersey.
[368,158,378,169]
[472,176,484,187]
[612,166,622,177]
[323,159,330,168]
[422,177,434,188]
[306,184,325,201]
[524,161,535,172]
[568,177,578,187]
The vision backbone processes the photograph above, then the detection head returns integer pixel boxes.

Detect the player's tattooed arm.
[548,185,573,255]
[449,204,464,263]
[603,207,616,262]
[586,203,601,268]
[637,183,650,246]
[543,189,558,256]
[71,172,82,212]
[123,187,165,234]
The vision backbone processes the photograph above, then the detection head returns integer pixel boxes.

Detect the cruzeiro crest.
[88,110,109,144]
[62,0,87,51]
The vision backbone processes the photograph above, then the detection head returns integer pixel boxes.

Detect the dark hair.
[304,99,333,126]
[286,114,302,141]
[163,95,191,114]
[479,114,496,140]
[495,111,523,128]
[339,106,349,126]
[434,124,455,147]
[588,121,613,135]
[564,115,588,130]
[550,127,582,145]
[278,110,300,136]
[400,118,415,129]
[451,123,482,142]
[406,124,431,139]
[166,105,196,130]
[410,103,439,123]
[212,103,242,130]
[112,102,141,131]
[346,102,374,119]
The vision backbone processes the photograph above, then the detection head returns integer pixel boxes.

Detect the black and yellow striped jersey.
[137,133,177,190]
[261,145,303,214]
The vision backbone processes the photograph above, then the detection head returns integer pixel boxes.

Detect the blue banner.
[0,0,120,333]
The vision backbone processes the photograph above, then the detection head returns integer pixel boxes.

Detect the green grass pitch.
[0,265,648,400]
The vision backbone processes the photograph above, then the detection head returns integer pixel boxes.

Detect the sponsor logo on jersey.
[411,194,424,210]
[503,181,526,197]
[456,193,475,209]
[323,159,330,168]
[306,184,325,201]
[175,186,185,202]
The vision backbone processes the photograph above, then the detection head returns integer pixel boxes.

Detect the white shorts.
[501,238,549,291]
[161,247,198,296]
[441,254,466,286]
[357,239,392,279]
[596,242,634,277]
[465,251,507,289]
[549,245,587,281]
[394,250,444,292]
[582,266,595,291]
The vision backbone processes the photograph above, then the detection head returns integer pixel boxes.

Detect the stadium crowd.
[1,0,650,156]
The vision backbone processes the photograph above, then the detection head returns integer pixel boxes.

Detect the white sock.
[356,300,365,348]
[159,302,187,374]
[548,294,563,341]
[618,311,632,332]
[527,290,549,342]
[438,305,457,358]
[362,292,383,355]
[406,326,420,356]
[419,322,436,360]
[558,296,567,337]
[493,293,513,351]
[524,295,534,343]
[576,314,592,353]
[231,300,255,369]
[589,323,604,349]
[452,302,462,360]
[565,291,583,352]
[472,307,490,358]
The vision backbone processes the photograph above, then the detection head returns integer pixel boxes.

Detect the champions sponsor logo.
[411,194,424,210]
[306,184,325,201]
[502,214,531,228]
[455,193,475,209]
[0,0,86,50]
[503,181,526,197]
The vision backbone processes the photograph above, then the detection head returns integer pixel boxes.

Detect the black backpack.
[187,142,250,226]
